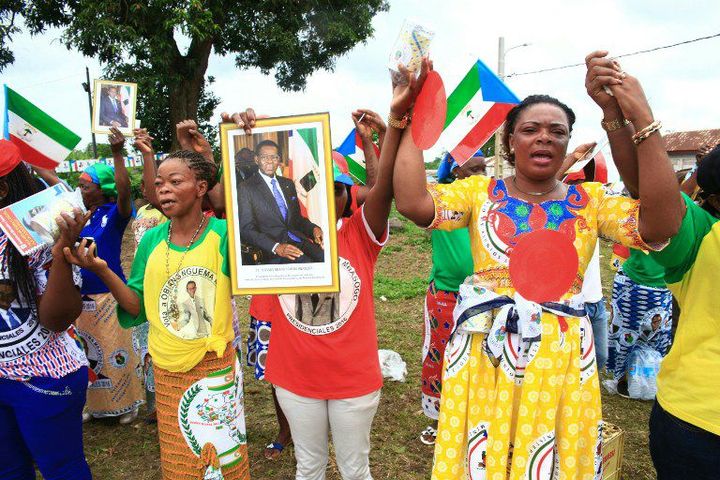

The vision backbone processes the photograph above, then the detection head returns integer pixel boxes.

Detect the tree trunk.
[167,39,213,151]
[168,76,205,151]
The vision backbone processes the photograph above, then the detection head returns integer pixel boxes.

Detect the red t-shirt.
[249,295,275,321]
[350,184,361,212]
[265,206,387,399]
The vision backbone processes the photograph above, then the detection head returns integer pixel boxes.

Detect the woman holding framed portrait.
[221,70,415,478]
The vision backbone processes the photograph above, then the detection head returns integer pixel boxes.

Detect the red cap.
[0,139,22,177]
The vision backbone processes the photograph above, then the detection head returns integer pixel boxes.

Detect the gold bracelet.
[632,120,662,146]
[388,112,411,129]
[601,117,631,133]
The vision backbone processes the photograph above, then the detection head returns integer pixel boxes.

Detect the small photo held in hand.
[221,113,340,295]
[91,79,138,136]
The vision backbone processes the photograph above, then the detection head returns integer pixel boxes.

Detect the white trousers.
[275,386,381,480]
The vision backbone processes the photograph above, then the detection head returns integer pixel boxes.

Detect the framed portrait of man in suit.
[221,113,340,295]
[91,79,138,136]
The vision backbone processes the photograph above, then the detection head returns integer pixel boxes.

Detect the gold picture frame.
[221,112,340,295]
[91,79,138,136]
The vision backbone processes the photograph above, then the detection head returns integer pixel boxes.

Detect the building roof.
[664,129,720,153]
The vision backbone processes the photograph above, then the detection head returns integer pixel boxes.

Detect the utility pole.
[495,37,530,178]
[495,37,506,179]
[82,66,98,158]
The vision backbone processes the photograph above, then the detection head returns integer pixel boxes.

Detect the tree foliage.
[1,1,389,149]
[104,61,220,154]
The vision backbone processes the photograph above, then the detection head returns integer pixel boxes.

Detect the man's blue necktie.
[6,310,21,329]
[271,178,301,242]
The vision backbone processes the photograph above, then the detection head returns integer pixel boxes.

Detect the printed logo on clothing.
[110,348,129,368]
[178,357,247,467]
[158,266,217,340]
[467,421,490,479]
[580,316,597,385]
[0,277,54,362]
[479,200,511,265]
[444,333,471,379]
[525,430,557,480]
[279,257,360,336]
[77,330,111,388]
[0,308,51,363]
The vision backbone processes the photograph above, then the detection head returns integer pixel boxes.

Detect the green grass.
[374,274,427,300]
[66,221,654,479]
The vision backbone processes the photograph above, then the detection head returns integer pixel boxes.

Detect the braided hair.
[502,94,576,165]
[165,150,219,191]
[1,165,41,312]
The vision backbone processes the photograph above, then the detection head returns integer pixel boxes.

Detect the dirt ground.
[67,216,655,480]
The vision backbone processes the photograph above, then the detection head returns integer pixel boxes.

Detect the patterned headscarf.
[80,163,117,198]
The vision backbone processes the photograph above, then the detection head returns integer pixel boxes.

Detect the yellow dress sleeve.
[426,176,489,231]
[592,183,658,250]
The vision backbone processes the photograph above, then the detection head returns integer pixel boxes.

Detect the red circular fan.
[411,70,446,150]
[508,229,578,303]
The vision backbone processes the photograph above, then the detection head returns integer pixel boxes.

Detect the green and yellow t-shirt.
[429,228,474,293]
[118,217,234,373]
[622,248,667,288]
[651,194,720,435]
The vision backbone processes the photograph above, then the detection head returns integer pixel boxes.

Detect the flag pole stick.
[83,66,98,158]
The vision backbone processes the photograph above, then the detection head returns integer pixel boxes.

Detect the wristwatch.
[601,117,631,133]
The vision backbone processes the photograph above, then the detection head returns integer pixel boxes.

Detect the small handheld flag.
[335,129,379,185]
[439,60,520,165]
[411,60,520,166]
[4,85,81,169]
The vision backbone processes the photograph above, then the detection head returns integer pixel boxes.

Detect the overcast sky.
[2,0,719,180]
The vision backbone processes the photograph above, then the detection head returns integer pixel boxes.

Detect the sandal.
[264,441,292,460]
[420,426,437,445]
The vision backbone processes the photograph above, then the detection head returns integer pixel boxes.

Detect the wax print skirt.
[432,287,603,480]
[422,283,459,420]
[154,344,249,480]
[76,292,145,417]
[608,270,673,382]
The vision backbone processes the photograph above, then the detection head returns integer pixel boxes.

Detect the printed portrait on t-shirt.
[158,266,216,340]
[293,292,339,326]
[0,279,33,333]
[279,257,360,335]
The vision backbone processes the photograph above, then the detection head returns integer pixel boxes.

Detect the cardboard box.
[601,422,625,480]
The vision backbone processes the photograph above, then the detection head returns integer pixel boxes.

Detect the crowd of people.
[0,48,718,480]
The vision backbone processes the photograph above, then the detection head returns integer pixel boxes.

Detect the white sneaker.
[119,408,139,425]
[82,411,92,423]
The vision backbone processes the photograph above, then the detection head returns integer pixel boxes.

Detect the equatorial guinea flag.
[288,128,325,226]
[3,85,81,169]
[439,60,520,165]
[335,128,379,185]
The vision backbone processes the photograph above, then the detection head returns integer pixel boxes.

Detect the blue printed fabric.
[608,270,673,381]
[246,317,271,380]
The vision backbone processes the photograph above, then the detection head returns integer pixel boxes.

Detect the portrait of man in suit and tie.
[98,85,128,128]
[0,279,30,332]
[92,80,137,135]
[237,139,325,264]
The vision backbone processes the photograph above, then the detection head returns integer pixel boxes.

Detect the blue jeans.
[0,367,92,480]
[650,401,720,479]
[586,299,609,370]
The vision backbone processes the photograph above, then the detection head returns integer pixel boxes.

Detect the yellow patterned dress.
[429,177,650,480]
